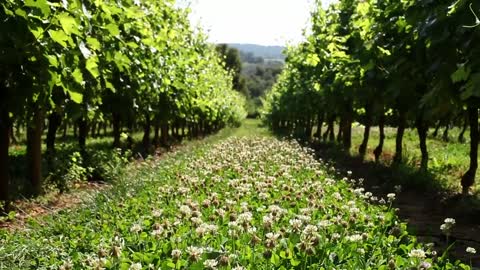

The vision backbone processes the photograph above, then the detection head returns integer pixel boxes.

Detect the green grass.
[0,121,471,269]
[227,118,272,137]
[346,124,477,195]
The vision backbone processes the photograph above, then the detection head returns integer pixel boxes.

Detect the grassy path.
[0,120,472,269]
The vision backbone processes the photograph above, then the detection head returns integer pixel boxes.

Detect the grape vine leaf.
[86,56,100,78]
[104,23,120,36]
[48,29,69,48]
[68,91,83,104]
[58,13,81,36]
[24,0,51,16]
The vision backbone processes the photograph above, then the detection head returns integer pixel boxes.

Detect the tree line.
[263,0,480,194]
[0,0,247,207]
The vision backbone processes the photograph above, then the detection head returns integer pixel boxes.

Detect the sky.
[181,0,336,46]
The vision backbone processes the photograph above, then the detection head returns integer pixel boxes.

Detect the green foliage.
[1,0,246,136]
[46,145,130,193]
[48,151,89,192]
[0,0,247,200]
[88,148,131,182]
[262,0,480,192]
[263,0,480,125]
[243,61,283,98]
[216,44,249,97]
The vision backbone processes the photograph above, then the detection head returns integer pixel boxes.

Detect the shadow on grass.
[308,139,480,267]
[309,140,480,215]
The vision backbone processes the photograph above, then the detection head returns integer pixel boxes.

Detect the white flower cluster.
[440,218,456,235]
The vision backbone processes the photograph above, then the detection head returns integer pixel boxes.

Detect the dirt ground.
[0,182,108,231]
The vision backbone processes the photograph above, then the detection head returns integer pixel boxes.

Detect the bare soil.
[0,182,109,231]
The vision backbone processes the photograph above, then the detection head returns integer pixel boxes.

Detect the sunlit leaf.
[57,13,81,36]
[86,56,100,78]
[45,55,58,67]
[69,91,83,103]
[104,23,120,36]
[24,0,51,16]
[86,37,101,51]
[48,29,69,48]
[72,68,84,84]
[14,8,27,18]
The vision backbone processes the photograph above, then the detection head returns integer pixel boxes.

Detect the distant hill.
[228,43,286,61]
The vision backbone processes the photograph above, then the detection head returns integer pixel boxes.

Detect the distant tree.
[240,51,265,64]
[216,44,249,97]
[255,66,265,77]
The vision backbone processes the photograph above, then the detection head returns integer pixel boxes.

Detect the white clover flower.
[151,227,164,237]
[444,218,456,226]
[228,221,241,229]
[347,234,363,242]
[152,209,163,217]
[59,259,73,270]
[349,207,360,214]
[129,262,142,270]
[329,252,337,261]
[408,249,426,259]
[387,193,396,201]
[440,218,456,234]
[130,223,142,233]
[333,192,342,200]
[266,232,280,241]
[232,266,245,270]
[265,232,281,248]
[259,192,269,200]
[207,224,218,234]
[325,178,335,186]
[202,199,211,207]
[289,219,303,231]
[466,247,476,254]
[191,217,203,225]
[247,226,257,234]
[186,246,204,262]
[302,225,318,236]
[179,205,192,217]
[354,188,365,195]
[268,205,286,215]
[216,209,226,218]
[203,259,218,269]
[237,212,253,225]
[263,214,273,224]
[297,214,311,223]
[331,233,341,241]
[195,225,208,237]
[171,249,182,259]
[419,261,432,269]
